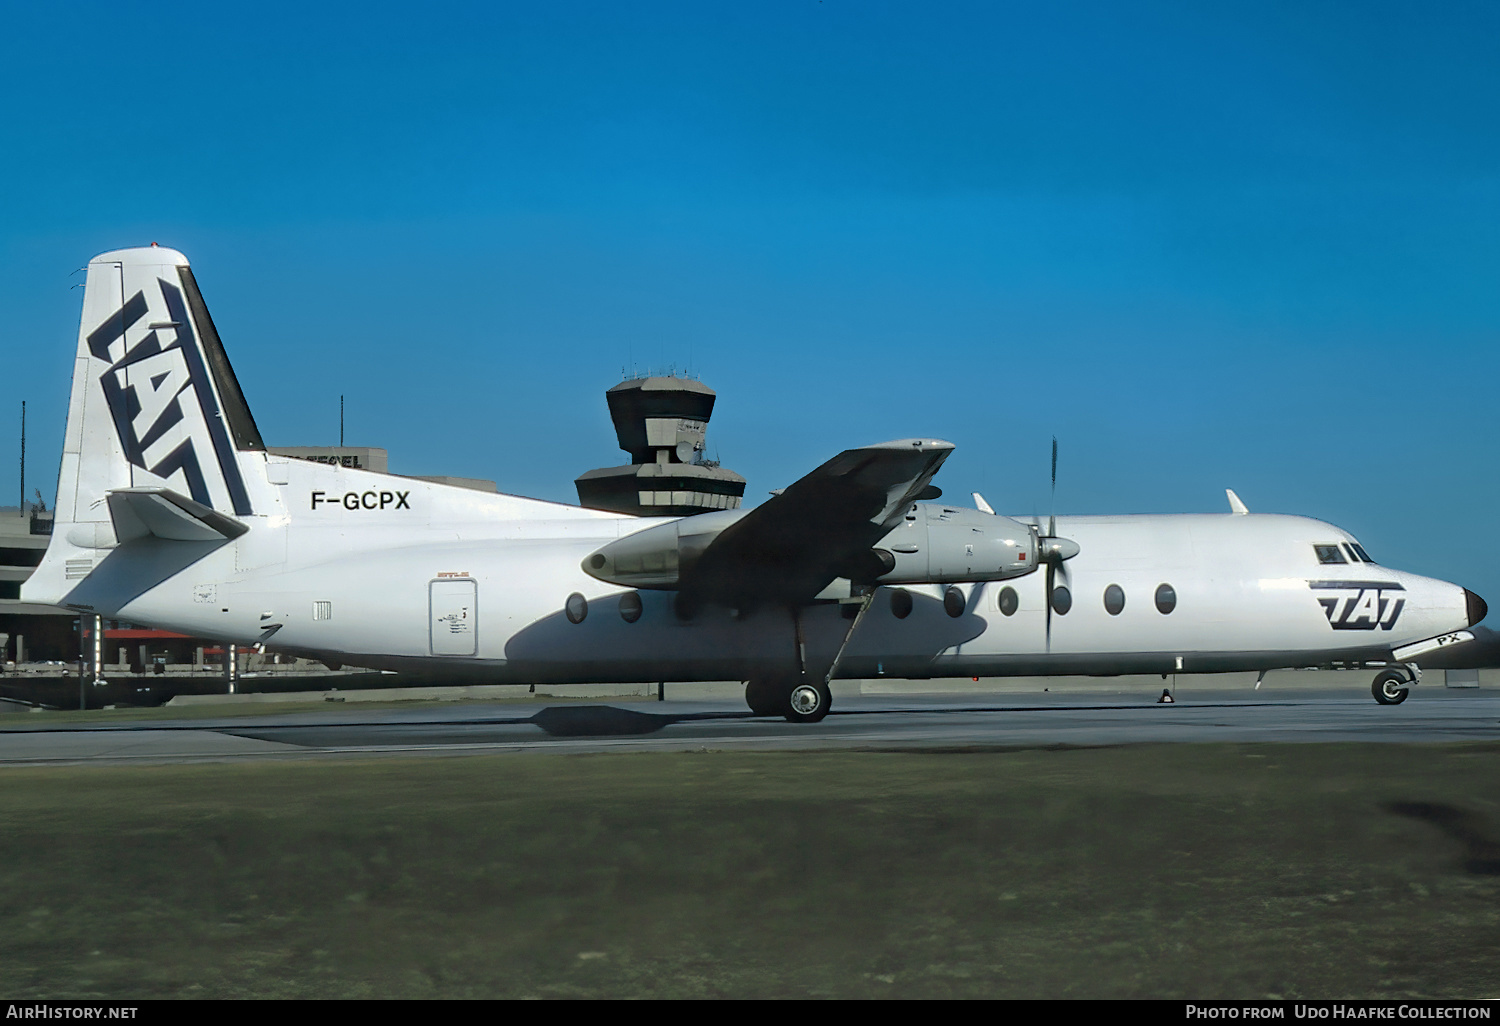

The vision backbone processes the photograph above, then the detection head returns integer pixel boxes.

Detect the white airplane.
[23,246,1488,720]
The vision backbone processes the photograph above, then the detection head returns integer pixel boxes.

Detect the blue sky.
[3,2,1498,598]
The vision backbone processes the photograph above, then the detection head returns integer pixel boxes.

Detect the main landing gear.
[745,595,876,722]
[744,676,832,722]
[1371,668,1413,705]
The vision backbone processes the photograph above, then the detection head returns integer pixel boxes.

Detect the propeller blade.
[1041,437,1079,656]
[1048,437,1058,539]
[1044,559,1054,652]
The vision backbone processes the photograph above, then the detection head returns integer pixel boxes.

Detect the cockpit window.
[1342,543,1360,563]
[1352,543,1375,564]
[1314,544,1347,565]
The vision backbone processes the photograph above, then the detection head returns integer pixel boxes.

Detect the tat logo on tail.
[85,278,253,515]
[1309,580,1405,631]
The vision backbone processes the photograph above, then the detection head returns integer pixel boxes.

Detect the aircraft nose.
[1466,589,1488,627]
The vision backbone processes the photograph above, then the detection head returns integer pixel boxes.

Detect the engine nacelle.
[582,502,1040,592]
[582,508,748,589]
[875,503,1038,584]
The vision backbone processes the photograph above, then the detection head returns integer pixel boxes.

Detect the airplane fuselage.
[47,454,1474,684]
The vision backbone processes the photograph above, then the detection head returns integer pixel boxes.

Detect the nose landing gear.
[1372,668,1412,705]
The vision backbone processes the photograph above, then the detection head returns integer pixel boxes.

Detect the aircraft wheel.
[785,681,832,723]
[744,678,785,717]
[1372,670,1410,705]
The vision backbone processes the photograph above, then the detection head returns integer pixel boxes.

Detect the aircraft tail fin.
[54,246,264,531]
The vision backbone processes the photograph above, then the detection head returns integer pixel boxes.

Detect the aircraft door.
[429,579,478,656]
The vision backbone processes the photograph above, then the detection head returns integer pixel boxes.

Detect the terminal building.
[265,447,498,494]
[0,506,63,664]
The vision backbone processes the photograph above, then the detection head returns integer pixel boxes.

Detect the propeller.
[1039,437,1080,651]
[1049,436,1057,539]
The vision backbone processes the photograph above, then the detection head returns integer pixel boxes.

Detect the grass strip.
[1,743,1497,998]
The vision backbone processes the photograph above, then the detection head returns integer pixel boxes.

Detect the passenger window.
[890,588,913,619]
[944,586,966,618]
[1314,545,1347,565]
[997,587,1018,616]
[1051,585,1072,616]
[1103,584,1125,616]
[1352,544,1376,564]
[618,591,643,623]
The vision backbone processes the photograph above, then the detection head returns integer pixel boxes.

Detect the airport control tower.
[574,375,746,517]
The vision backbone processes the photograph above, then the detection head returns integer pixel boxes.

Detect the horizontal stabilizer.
[107,487,249,543]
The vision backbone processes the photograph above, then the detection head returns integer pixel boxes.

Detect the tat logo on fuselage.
[1309,580,1405,631]
[87,279,252,515]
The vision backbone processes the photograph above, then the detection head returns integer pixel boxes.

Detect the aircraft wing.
[678,439,953,607]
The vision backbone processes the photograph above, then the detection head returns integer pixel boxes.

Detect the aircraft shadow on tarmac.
[0,698,1311,746]
[524,698,1300,737]
[528,704,754,737]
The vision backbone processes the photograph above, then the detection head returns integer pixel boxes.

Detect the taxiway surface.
[0,685,1496,765]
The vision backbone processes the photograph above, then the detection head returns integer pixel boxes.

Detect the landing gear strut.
[744,602,858,723]
[1371,668,1411,705]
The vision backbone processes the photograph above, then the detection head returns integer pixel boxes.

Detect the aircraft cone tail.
[54,246,263,531]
